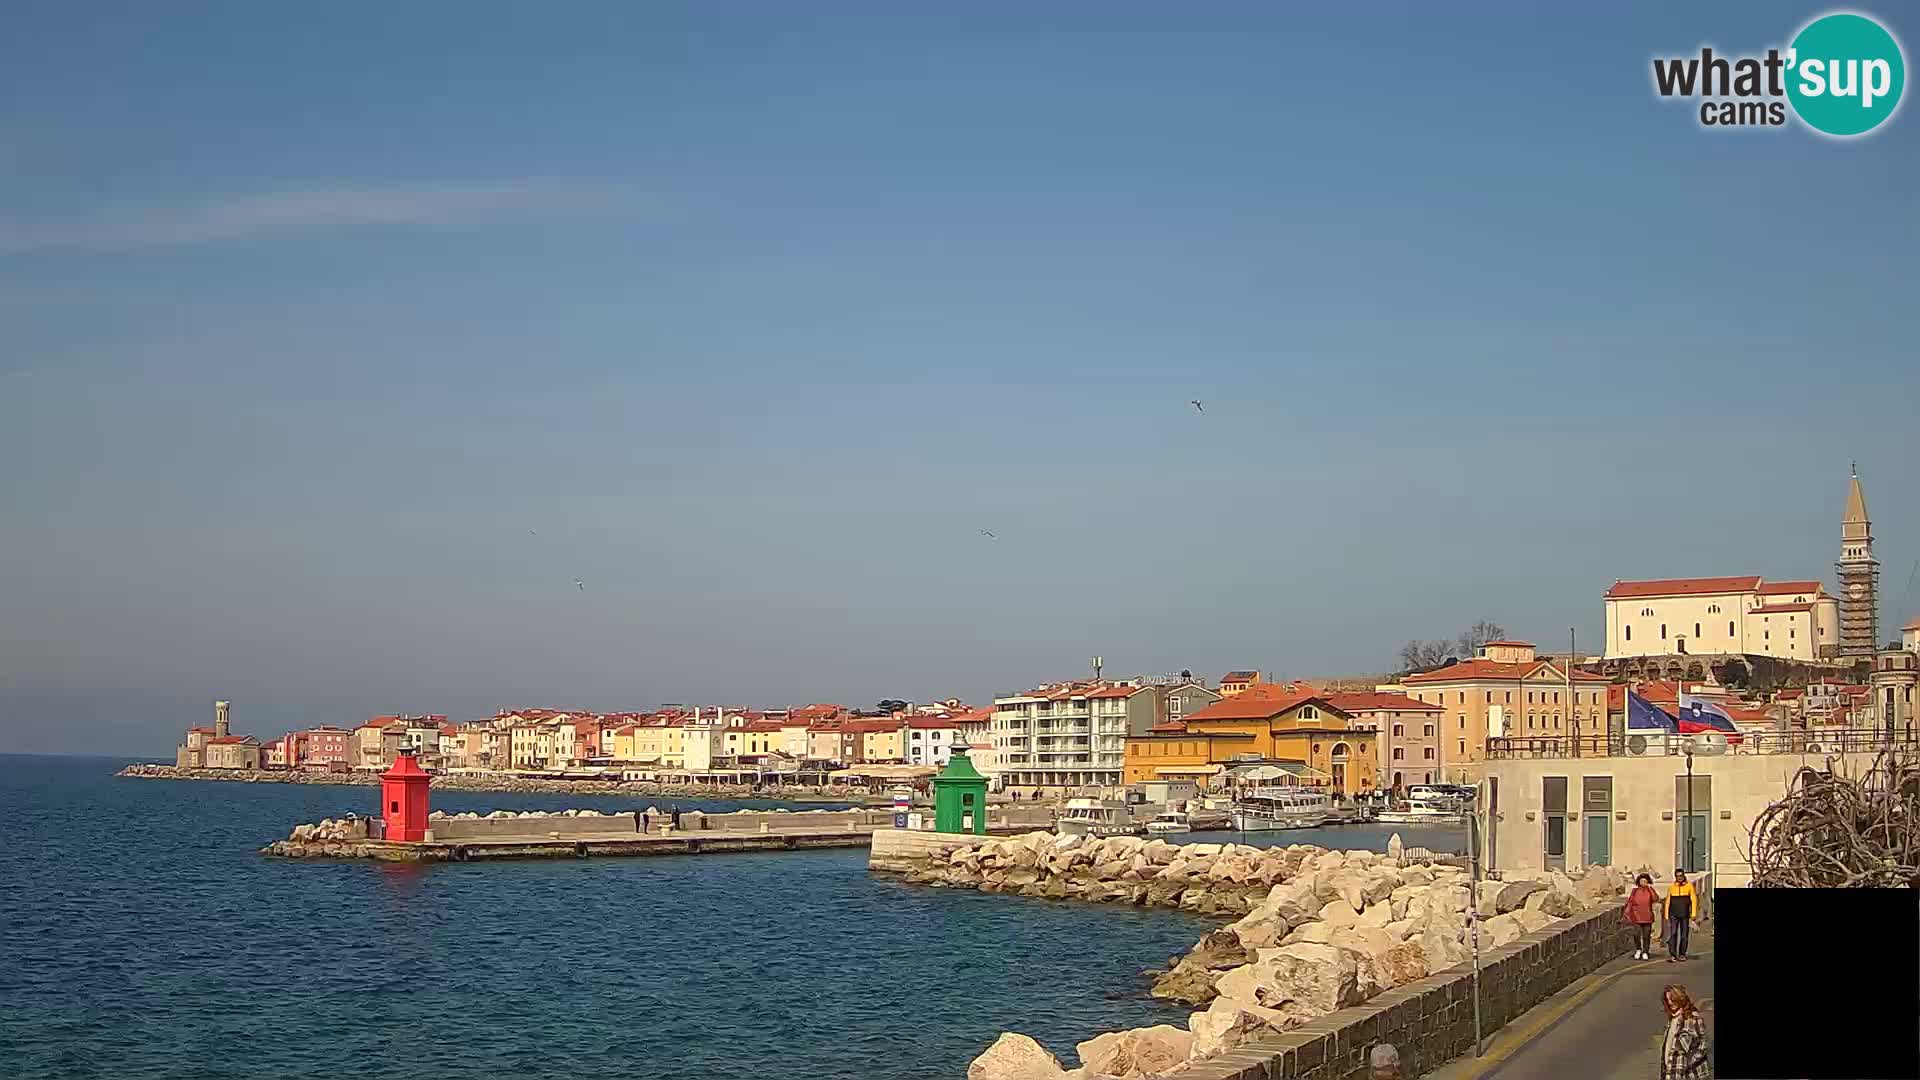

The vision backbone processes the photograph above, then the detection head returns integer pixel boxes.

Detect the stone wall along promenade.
[1168,905,1634,1080]
[914,831,1633,1080]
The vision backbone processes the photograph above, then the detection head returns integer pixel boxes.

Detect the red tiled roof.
[1750,603,1814,614]
[1147,720,1188,733]
[906,716,961,729]
[1182,687,1341,723]
[1322,692,1441,713]
[1481,641,1533,648]
[1775,689,1805,700]
[1086,685,1144,700]
[188,727,215,734]
[745,719,786,732]
[843,718,904,734]
[207,735,256,745]
[1605,576,1762,599]
[1904,616,1920,632]
[1756,580,1822,596]
[1403,659,1609,685]
[1221,671,1260,683]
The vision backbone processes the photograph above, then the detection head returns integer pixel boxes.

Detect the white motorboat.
[1376,789,1470,827]
[1229,786,1333,831]
[1057,797,1145,838]
[1145,809,1192,835]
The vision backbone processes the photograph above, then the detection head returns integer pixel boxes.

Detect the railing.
[1487,727,1913,760]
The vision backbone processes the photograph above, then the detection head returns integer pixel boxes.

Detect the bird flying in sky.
[572,578,585,590]
[1190,400,1204,413]
[979,529,997,540]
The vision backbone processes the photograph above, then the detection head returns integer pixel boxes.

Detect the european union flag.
[1627,691,1678,732]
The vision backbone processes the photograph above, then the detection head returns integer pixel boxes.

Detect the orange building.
[1124,684,1379,794]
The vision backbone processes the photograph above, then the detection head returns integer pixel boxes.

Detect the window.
[1485,691,1492,703]
[1790,628,1796,639]
[1707,604,1720,614]
[1392,723,1404,736]
[1729,621,1736,637]
[1505,691,1512,703]
[1661,624,1668,639]
[1528,691,1535,704]
[1424,747,1435,759]
[1641,607,1654,617]
[1553,692,1560,704]
[1694,622,1701,638]
[1458,739,1467,755]
[1626,625,1632,641]
[1423,723,1435,736]
[1457,692,1465,704]
[1392,748,1404,761]
[1299,706,1320,721]
[1459,715,1466,729]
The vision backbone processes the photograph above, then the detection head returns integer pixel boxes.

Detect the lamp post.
[1467,791,1484,1057]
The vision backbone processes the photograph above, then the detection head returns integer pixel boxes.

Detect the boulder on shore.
[968,1034,1065,1080]
[1076,1025,1194,1079]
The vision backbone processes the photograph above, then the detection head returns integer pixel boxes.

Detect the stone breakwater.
[880,831,1630,1080]
[116,763,871,802]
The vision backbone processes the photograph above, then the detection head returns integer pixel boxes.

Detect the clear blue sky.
[3,2,1915,753]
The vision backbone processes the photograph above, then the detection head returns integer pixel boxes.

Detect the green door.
[1584,812,1611,866]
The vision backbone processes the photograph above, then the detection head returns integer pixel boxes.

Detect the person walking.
[1664,869,1697,962]
[670,804,682,829]
[1659,984,1711,1079]
[1624,873,1659,960]
[639,810,650,834]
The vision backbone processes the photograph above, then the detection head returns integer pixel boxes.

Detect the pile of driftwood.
[1749,747,1919,888]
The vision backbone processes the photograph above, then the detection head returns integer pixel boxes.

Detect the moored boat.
[1057,797,1145,838]
[1228,786,1333,831]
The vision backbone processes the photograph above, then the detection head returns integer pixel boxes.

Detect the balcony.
[1486,727,1911,760]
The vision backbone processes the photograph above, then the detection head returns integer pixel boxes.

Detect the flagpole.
[1568,627,1578,758]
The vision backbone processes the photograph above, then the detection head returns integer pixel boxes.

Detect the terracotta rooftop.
[1402,658,1608,685]
[1181,687,1345,723]
[1221,671,1260,683]
[906,716,962,729]
[1750,603,1815,614]
[1756,580,1823,596]
[1605,576,1763,599]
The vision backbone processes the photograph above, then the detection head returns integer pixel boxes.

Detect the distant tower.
[214,700,231,739]
[1837,464,1879,657]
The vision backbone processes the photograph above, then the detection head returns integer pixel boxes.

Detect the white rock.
[968,1034,1066,1080]
[1318,898,1361,927]
[1075,1025,1194,1079]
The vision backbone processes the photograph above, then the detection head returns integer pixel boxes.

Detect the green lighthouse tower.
[931,748,989,835]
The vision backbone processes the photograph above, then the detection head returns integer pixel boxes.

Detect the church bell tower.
[1837,464,1879,657]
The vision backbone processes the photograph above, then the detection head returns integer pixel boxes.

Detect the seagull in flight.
[1190,399,1205,413]
[979,529,997,540]
[572,578,585,591]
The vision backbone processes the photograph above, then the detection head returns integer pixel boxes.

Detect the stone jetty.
[874,831,1630,1080]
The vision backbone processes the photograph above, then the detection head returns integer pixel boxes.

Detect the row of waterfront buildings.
[178,469,1920,806]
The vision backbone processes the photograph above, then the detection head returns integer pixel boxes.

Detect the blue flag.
[1627,691,1678,732]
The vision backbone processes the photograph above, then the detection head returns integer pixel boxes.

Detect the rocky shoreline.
[888,831,1631,1079]
[115,763,878,802]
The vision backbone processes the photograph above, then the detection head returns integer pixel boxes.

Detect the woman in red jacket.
[1623,872,1659,960]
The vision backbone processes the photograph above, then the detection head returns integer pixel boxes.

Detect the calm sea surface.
[0,755,1462,1080]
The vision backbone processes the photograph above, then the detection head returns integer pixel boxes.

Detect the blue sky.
[3,2,1916,753]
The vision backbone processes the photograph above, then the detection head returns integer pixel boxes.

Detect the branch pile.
[1749,748,1920,888]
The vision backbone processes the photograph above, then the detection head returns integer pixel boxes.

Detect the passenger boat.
[1144,809,1193,835]
[1057,797,1145,838]
[1228,786,1333,831]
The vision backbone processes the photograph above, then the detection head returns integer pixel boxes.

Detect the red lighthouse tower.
[380,750,432,842]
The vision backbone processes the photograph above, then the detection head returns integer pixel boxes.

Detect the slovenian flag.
[1677,692,1745,745]
[1627,691,1678,733]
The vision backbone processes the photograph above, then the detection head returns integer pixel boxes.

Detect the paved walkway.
[1425,923,1714,1080]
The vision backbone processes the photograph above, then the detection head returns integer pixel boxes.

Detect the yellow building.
[1397,641,1610,779]
[1218,671,1264,698]
[1124,686,1379,795]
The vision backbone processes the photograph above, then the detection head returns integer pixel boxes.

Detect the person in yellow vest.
[1664,869,1697,962]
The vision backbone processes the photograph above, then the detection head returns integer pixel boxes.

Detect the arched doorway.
[1330,742,1351,795]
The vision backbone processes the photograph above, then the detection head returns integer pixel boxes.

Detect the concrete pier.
[264,806,1055,863]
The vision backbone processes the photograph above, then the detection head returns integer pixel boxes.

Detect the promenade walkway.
[1425,922,1715,1080]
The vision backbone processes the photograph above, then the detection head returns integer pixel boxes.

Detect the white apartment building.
[1603,576,1839,662]
[990,682,1153,791]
